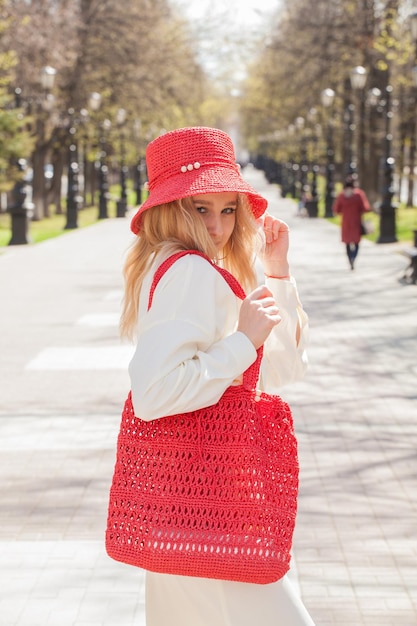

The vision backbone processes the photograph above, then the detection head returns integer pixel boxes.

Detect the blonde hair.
[120,194,259,340]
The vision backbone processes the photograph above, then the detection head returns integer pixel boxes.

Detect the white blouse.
[127,252,313,626]
[129,253,308,421]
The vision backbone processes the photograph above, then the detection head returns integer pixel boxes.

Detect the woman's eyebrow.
[192,198,212,205]
[192,199,238,207]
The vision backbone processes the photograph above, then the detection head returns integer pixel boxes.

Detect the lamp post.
[40,66,57,92]
[98,119,111,219]
[86,92,110,219]
[134,119,145,206]
[321,88,335,217]
[344,102,355,177]
[65,108,80,229]
[86,92,101,206]
[8,65,56,245]
[408,70,417,209]
[287,124,297,198]
[311,126,319,217]
[116,107,128,217]
[410,12,417,246]
[34,66,56,219]
[304,107,319,217]
[350,66,368,184]
[367,86,383,200]
[295,116,305,201]
[135,158,145,206]
[377,83,397,243]
[8,159,34,245]
[77,107,89,208]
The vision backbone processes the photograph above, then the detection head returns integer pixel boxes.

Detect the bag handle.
[148,250,263,390]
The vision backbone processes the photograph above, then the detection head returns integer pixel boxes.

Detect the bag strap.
[148,250,245,307]
[147,250,263,390]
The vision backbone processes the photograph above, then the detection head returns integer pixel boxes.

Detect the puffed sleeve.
[129,254,257,421]
[259,276,309,391]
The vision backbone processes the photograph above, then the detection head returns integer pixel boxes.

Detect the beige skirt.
[145,572,315,626]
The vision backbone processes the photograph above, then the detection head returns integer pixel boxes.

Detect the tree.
[1,0,211,218]
[239,0,414,204]
[0,2,34,195]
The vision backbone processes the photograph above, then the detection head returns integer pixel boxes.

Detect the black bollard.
[8,160,34,245]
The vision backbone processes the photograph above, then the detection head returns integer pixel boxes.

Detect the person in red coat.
[332,176,371,269]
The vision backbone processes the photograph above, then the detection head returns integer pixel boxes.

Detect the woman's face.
[192,192,237,252]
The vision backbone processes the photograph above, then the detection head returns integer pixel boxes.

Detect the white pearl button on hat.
[180,162,201,173]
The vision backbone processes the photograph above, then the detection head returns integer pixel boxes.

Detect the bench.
[400,247,417,284]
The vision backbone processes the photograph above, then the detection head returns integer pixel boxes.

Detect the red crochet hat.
[130,126,268,234]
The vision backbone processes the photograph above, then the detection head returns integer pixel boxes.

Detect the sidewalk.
[0,167,416,625]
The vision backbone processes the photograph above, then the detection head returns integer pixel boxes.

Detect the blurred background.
[1,0,417,246]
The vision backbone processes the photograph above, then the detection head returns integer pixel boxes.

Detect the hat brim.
[130,166,267,234]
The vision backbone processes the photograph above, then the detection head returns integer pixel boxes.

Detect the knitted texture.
[130,127,268,234]
[106,251,299,584]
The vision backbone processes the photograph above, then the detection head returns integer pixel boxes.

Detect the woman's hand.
[258,214,290,278]
[237,285,281,349]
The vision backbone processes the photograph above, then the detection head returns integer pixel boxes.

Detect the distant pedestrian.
[333,176,370,270]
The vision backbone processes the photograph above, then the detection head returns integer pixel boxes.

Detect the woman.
[109,127,313,625]
[333,176,371,270]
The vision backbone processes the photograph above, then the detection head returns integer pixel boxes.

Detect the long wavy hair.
[120,194,260,340]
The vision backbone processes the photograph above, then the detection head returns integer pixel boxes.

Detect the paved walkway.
[0,167,416,625]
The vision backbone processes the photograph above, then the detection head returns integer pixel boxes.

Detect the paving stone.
[0,167,416,625]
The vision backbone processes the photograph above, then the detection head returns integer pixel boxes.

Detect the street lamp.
[350,66,367,184]
[9,65,56,245]
[304,107,319,217]
[116,107,128,218]
[411,12,417,45]
[367,87,382,108]
[321,87,335,217]
[377,82,397,243]
[40,66,57,90]
[410,12,417,246]
[98,118,111,219]
[87,92,110,220]
[343,77,356,177]
[85,92,101,206]
[309,108,319,205]
[295,116,305,201]
[350,65,367,90]
[287,124,297,198]
[134,119,145,206]
[8,159,34,245]
[412,66,417,88]
[64,107,80,229]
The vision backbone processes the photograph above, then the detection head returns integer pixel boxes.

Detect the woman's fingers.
[237,286,281,349]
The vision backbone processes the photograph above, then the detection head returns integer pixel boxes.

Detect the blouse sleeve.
[259,276,309,391]
[129,254,257,421]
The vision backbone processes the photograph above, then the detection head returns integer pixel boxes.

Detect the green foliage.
[239,0,413,150]
[0,10,34,192]
[0,91,35,191]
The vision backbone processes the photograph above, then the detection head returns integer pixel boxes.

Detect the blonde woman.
[107,127,314,626]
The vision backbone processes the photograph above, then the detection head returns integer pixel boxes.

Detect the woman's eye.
[222,207,236,215]
[195,206,207,214]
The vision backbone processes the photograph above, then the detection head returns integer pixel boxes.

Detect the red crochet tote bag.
[106,251,299,584]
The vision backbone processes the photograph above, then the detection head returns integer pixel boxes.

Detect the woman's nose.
[206,215,222,236]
